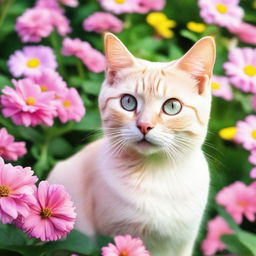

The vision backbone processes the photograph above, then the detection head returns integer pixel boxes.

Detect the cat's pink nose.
[136,122,153,135]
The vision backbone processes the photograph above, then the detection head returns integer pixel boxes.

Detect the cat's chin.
[131,140,161,155]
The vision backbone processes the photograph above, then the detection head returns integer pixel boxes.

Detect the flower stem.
[0,0,13,30]
[50,30,65,77]
[76,59,86,80]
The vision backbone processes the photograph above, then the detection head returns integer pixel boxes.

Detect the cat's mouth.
[136,138,155,148]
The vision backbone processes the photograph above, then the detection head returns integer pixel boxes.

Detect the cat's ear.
[175,36,216,95]
[104,33,135,71]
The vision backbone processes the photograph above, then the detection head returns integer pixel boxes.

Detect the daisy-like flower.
[81,48,106,73]
[20,181,76,241]
[235,115,256,151]
[56,88,85,123]
[8,46,57,78]
[249,150,256,165]
[98,0,139,14]
[102,235,150,256]
[136,0,165,13]
[59,0,79,7]
[15,8,53,43]
[0,157,37,224]
[83,12,124,34]
[216,181,256,224]
[223,47,256,93]
[30,70,67,95]
[201,216,233,256]
[228,22,256,45]
[198,0,244,28]
[0,128,26,161]
[1,78,56,127]
[211,75,233,101]
[62,38,106,73]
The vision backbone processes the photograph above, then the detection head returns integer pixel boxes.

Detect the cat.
[48,33,216,256]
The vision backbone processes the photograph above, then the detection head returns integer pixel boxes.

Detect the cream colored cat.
[48,33,216,256]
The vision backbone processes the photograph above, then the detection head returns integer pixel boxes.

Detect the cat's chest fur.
[94,149,210,241]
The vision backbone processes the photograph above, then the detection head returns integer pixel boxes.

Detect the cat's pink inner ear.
[176,37,216,95]
[104,33,135,70]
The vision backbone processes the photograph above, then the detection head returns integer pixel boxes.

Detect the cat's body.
[48,34,216,256]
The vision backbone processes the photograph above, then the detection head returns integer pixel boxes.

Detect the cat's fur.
[48,33,216,256]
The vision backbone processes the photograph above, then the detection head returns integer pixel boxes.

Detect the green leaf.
[0,75,10,90]
[222,234,254,256]
[48,137,73,158]
[73,108,101,131]
[180,29,199,42]
[237,231,256,256]
[82,80,102,96]
[16,127,44,143]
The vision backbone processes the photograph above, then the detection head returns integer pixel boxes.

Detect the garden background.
[0,0,256,255]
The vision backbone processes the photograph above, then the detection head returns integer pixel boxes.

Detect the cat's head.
[99,33,215,157]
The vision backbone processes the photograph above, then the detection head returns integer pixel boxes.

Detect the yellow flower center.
[211,82,221,90]
[219,127,237,140]
[40,207,52,219]
[27,58,41,68]
[216,4,228,14]
[244,65,256,77]
[251,130,256,139]
[114,0,125,4]
[40,85,48,92]
[187,21,206,33]
[63,100,71,108]
[119,251,129,256]
[26,97,36,105]
[0,184,10,197]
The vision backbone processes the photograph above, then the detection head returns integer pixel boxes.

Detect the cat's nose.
[136,122,153,135]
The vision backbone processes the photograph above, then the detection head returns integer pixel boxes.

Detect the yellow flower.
[219,127,237,140]
[187,21,206,33]
[146,12,176,39]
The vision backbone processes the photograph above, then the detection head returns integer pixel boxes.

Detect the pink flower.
[201,216,233,256]
[211,75,233,101]
[235,115,256,151]
[198,0,243,28]
[81,48,106,73]
[61,37,91,57]
[250,167,256,179]
[216,181,256,223]
[249,150,256,165]
[228,22,256,45]
[8,46,57,78]
[136,0,165,13]
[15,8,53,43]
[30,70,67,96]
[83,12,124,34]
[52,10,72,36]
[0,157,37,224]
[59,0,78,7]
[62,38,106,73]
[56,88,85,123]
[20,181,76,241]
[36,0,60,10]
[1,78,56,127]
[0,128,26,161]
[98,0,139,14]
[102,235,150,256]
[223,47,256,93]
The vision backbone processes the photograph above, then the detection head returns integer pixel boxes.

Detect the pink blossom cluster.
[83,12,124,34]
[211,75,233,101]
[0,128,26,161]
[102,234,151,256]
[16,0,72,43]
[234,115,256,178]
[1,70,85,127]
[198,0,256,45]
[62,37,106,73]
[98,0,165,14]
[0,157,76,241]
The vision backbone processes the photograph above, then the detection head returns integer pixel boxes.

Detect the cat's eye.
[162,98,182,115]
[120,94,137,111]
